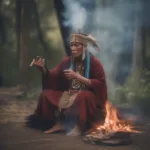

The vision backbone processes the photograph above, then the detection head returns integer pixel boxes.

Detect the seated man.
[27,33,107,136]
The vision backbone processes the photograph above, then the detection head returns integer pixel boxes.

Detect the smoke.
[62,0,87,31]
[62,0,144,100]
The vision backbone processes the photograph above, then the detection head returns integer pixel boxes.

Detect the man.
[27,33,107,136]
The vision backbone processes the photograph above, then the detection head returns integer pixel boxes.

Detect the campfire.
[83,101,141,145]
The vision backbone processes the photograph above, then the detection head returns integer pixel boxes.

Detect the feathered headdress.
[70,33,100,51]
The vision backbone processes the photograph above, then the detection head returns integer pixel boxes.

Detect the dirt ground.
[0,88,150,150]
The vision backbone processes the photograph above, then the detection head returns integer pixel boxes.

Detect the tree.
[0,0,6,44]
[54,0,71,56]
[16,0,33,88]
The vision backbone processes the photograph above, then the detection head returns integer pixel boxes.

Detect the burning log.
[83,101,141,146]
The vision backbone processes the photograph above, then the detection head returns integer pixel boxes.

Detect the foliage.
[0,0,65,88]
[114,68,150,116]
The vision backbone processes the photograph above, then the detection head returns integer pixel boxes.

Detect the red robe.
[34,56,107,131]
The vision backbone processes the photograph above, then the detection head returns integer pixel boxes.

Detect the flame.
[96,101,141,133]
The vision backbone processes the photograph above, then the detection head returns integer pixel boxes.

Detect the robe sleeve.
[42,57,69,90]
[89,57,107,108]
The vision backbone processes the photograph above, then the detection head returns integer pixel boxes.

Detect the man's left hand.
[63,69,79,80]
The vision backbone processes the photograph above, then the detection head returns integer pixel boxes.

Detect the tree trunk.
[0,0,6,44]
[132,27,143,72]
[32,0,49,56]
[140,0,150,70]
[132,0,143,73]
[16,0,33,89]
[54,0,71,56]
[16,0,22,67]
[141,27,150,69]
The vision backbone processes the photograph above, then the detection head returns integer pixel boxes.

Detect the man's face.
[70,42,85,58]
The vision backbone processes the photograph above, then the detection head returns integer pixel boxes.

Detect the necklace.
[70,62,84,90]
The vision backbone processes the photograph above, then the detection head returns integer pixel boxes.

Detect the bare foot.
[66,125,81,136]
[44,122,64,134]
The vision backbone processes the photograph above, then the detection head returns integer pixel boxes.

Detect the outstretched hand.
[29,56,47,73]
[64,69,79,80]
[30,56,45,68]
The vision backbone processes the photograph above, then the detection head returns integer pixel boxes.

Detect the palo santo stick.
[29,56,44,67]
[29,59,35,66]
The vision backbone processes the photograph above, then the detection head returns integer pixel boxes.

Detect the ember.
[83,101,141,145]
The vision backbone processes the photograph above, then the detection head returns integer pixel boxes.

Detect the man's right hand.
[30,56,46,73]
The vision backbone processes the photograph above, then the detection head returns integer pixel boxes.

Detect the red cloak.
[34,56,107,131]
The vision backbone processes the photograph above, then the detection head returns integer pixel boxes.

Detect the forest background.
[0,0,150,116]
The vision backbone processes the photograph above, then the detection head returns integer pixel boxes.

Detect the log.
[83,131,132,146]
